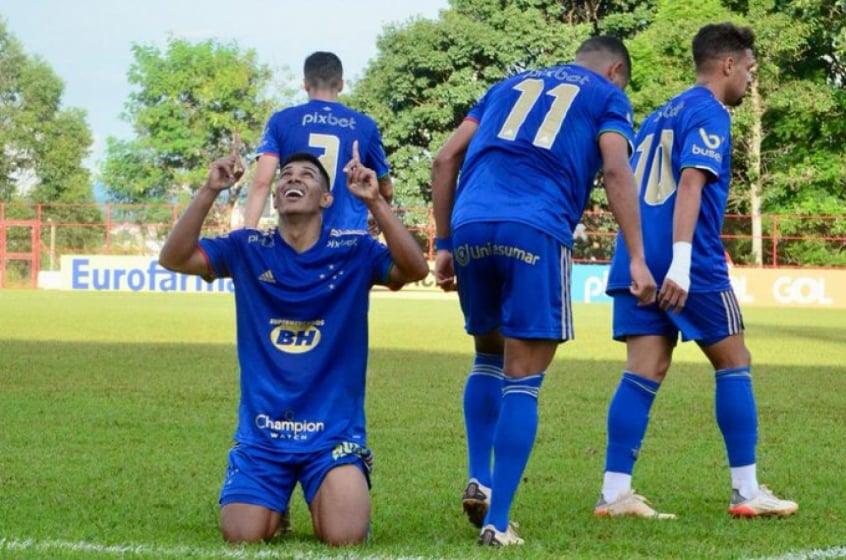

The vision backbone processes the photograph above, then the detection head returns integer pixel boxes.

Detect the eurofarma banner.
[55,255,234,293]
[46,256,846,308]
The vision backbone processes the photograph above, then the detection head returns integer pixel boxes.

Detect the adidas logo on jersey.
[259,270,276,284]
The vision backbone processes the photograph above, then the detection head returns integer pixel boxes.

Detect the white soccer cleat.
[594,490,677,519]
[478,523,524,546]
[729,485,798,518]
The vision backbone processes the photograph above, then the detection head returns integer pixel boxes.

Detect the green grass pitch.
[1,290,844,559]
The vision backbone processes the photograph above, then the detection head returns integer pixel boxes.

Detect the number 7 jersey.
[607,85,733,294]
[450,64,635,248]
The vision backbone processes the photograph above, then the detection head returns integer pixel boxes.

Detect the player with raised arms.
[159,140,427,545]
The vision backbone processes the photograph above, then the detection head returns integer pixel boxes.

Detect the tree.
[0,19,93,204]
[100,36,276,218]
[350,0,644,211]
[0,18,98,269]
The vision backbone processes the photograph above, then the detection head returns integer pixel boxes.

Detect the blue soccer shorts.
[612,289,745,346]
[452,221,573,341]
[219,441,373,511]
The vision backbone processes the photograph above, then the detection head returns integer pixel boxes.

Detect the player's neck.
[307,89,340,102]
[277,215,323,253]
[694,77,728,105]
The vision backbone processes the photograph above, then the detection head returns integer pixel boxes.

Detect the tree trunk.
[749,75,764,266]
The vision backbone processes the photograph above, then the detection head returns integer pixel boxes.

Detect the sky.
[1,0,450,169]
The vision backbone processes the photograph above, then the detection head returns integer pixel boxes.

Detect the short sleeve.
[679,103,731,179]
[598,89,635,154]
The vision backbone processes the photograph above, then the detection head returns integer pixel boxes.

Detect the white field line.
[0,537,439,560]
[748,547,846,560]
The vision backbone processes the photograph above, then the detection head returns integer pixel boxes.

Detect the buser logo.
[698,128,722,149]
[269,319,324,354]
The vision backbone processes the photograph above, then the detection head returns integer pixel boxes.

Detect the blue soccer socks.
[604,371,661,476]
[463,353,505,488]
[715,366,758,468]
[486,372,545,532]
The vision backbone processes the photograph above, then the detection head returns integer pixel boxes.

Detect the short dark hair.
[692,23,756,69]
[280,152,331,191]
[304,51,343,90]
[576,35,631,81]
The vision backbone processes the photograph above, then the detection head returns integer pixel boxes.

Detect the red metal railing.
[1,203,844,287]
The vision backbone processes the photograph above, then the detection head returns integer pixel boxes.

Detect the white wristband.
[664,241,692,292]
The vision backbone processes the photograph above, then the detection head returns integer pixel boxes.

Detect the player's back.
[607,85,732,293]
[259,99,390,230]
[451,64,634,247]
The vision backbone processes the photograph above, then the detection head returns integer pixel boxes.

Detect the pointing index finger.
[231,131,242,157]
[352,140,360,165]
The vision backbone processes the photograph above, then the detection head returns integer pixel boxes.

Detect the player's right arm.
[599,131,657,306]
[159,154,243,276]
[243,154,279,229]
[431,119,478,291]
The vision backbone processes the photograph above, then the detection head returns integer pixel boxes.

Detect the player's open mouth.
[283,188,305,199]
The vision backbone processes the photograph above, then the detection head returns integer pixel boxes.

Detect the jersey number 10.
[632,130,677,205]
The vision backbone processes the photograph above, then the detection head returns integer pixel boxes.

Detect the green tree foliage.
[752,0,846,212]
[0,18,99,264]
[100,37,275,206]
[349,0,660,209]
[349,0,843,265]
[0,19,93,205]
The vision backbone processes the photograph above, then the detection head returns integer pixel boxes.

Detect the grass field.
[1,290,845,559]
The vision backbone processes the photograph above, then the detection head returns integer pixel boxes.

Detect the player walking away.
[159,143,427,545]
[596,22,797,519]
[243,51,393,231]
[432,36,656,546]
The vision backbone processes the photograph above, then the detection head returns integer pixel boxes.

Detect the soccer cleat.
[478,523,524,546]
[462,479,490,528]
[729,485,798,518]
[594,490,677,519]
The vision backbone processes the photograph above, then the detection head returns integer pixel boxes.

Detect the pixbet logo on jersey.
[301,111,357,129]
[269,318,324,354]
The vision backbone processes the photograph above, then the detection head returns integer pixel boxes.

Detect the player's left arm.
[430,119,478,291]
[345,142,428,288]
[364,128,394,206]
[658,167,708,313]
[600,130,657,306]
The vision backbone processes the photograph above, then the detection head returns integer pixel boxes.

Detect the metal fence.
[1,202,844,287]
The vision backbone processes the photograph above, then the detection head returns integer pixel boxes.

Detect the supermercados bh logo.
[269,318,324,354]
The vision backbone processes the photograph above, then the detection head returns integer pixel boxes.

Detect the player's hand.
[629,259,657,306]
[205,133,245,191]
[344,140,379,202]
[658,278,688,313]
[435,249,457,292]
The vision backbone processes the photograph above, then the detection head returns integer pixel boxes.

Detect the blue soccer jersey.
[198,227,393,453]
[607,86,733,293]
[450,64,635,248]
[257,100,391,230]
